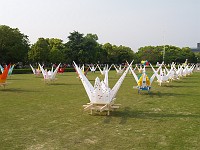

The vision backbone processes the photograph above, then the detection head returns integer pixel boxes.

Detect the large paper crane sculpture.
[96,64,113,75]
[0,64,11,88]
[30,64,42,76]
[0,64,15,76]
[129,63,161,93]
[57,64,66,74]
[88,64,97,73]
[73,61,133,115]
[113,64,125,74]
[39,63,61,82]
[150,63,171,86]
[168,62,184,80]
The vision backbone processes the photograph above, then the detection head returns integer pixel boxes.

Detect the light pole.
[163,45,165,62]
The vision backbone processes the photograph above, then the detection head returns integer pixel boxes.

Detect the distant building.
[191,43,200,53]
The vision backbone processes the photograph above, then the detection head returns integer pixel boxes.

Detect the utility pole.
[163,29,165,63]
[163,45,165,62]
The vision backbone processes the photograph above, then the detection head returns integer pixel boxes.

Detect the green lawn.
[0,70,200,150]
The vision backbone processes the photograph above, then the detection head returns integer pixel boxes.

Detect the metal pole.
[163,45,165,62]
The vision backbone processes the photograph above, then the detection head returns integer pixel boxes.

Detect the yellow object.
[137,74,150,86]
[146,76,150,86]
[137,75,143,86]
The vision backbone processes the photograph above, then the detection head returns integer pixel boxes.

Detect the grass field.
[0,70,200,150]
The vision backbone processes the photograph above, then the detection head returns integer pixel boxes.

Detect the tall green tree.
[64,31,101,64]
[80,34,99,63]
[0,25,30,63]
[115,45,135,63]
[136,46,162,64]
[28,38,50,63]
[102,43,135,64]
[95,44,108,64]
[180,47,196,63]
[136,45,196,64]
[102,43,116,63]
[47,38,65,63]
[64,31,84,63]
[195,52,200,63]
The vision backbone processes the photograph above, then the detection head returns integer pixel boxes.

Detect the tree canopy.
[1,25,198,65]
[0,25,30,63]
[136,45,196,64]
[28,38,65,63]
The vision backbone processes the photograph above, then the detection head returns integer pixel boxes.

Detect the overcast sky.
[0,0,200,51]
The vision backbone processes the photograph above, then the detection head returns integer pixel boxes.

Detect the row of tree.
[0,25,199,65]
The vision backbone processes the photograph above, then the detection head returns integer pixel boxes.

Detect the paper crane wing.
[51,65,54,73]
[110,60,133,100]
[0,65,4,73]
[88,66,92,71]
[164,65,169,74]
[97,64,104,75]
[73,61,94,102]
[150,73,156,85]
[94,65,98,70]
[8,65,15,75]
[30,64,36,74]
[81,64,84,72]
[114,64,119,72]
[129,63,139,83]
[150,63,160,81]
[149,63,163,84]
[108,64,113,71]
[39,64,48,79]
[51,63,60,79]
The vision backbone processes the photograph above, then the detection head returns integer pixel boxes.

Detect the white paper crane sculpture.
[150,62,171,86]
[88,65,97,73]
[30,64,42,76]
[73,61,133,115]
[96,64,113,75]
[113,64,125,74]
[39,63,61,82]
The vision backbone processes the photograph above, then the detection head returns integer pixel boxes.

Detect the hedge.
[12,68,76,74]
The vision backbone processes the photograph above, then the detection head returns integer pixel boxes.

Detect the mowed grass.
[0,70,200,150]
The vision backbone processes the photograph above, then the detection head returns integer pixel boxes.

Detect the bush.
[13,69,32,74]
[12,68,76,74]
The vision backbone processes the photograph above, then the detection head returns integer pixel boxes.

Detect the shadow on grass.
[103,116,112,124]
[106,107,200,124]
[148,92,200,98]
[0,88,41,93]
[88,79,95,82]
[163,84,198,88]
[58,74,77,77]
[174,80,198,83]
[48,83,81,86]
[7,78,29,80]
[138,91,183,97]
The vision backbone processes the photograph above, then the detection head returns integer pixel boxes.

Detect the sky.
[0,0,200,51]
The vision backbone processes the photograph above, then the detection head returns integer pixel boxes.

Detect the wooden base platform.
[83,103,121,115]
[0,83,7,88]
